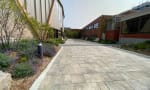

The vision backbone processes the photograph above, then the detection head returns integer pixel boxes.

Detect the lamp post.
[38,43,43,59]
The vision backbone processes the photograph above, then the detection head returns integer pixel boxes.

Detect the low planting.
[46,38,65,46]
[12,63,34,78]
[87,37,96,41]
[0,39,60,78]
[99,40,117,44]
[43,43,57,57]
[121,41,150,50]
[17,39,38,59]
[0,53,11,70]
[65,30,81,38]
[121,41,150,55]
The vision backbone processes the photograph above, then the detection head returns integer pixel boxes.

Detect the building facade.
[120,9,150,43]
[18,0,65,38]
[81,2,150,43]
[119,2,150,44]
[82,15,120,41]
[104,16,120,41]
[82,15,111,40]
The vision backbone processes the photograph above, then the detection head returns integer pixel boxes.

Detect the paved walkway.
[38,39,150,90]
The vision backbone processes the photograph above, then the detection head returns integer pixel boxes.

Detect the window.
[145,5,150,7]
[89,26,92,29]
[94,23,99,29]
[122,14,150,34]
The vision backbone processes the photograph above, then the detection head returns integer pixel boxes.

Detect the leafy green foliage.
[121,41,150,50]
[17,39,39,59]
[26,17,54,41]
[87,37,96,41]
[65,30,81,38]
[12,63,34,78]
[27,17,40,38]
[18,55,28,63]
[46,38,65,46]
[130,42,150,50]
[0,0,27,51]
[0,53,11,69]
[39,24,54,42]
[145,40,150,44]
[43,43,57,57]
[99,40,116,44]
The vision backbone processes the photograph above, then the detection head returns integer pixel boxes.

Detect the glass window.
[93,23,99,29]
[122,14,150,34]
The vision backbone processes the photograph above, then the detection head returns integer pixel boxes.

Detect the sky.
[62,0,149,29]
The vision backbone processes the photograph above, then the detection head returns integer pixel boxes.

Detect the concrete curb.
[30,47,63,90]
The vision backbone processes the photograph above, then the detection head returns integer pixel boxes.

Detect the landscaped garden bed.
[98,40,117,44]
[0,1,66,89]
[120,41,150,56]
[0,39,63,90]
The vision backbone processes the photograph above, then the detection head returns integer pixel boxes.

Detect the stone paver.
[38,39,150,90]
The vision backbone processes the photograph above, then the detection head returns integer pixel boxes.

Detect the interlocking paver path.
[38,39,150,90]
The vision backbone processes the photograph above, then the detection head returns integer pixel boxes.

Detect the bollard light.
[38,43,43,59]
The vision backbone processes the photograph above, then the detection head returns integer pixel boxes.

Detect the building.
[119,2,150,44]
[81,15,120,41]
[82,2,150,43]
[132,2,150,10]
[82,15,111,40]
[17,0,65,38]
[105,16,120,41]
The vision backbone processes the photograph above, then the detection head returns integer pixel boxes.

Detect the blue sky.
[62,0,148,29]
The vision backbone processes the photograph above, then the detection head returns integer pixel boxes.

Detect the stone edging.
[30,47,63,90]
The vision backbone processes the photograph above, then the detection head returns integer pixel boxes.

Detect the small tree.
[0,0,27,51]
[27,17,54,42]
[39,24,54,42]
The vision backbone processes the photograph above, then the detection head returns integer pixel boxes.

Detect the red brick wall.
[81,29,101,38]
[120,33,150,39]
[82,15,112,39]
[106,30,120,41]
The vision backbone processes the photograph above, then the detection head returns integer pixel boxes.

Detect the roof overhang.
[121,8,150,21]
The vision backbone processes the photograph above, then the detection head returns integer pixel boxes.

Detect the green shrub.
[18,39,38,59]
[46,39,59,46]
[46,27,54,39]
[122,41,150,50]
[65,30,81,38]
[19,55,28,63]
[144,40,150,44]
[43,43,57,57]
[12,63,34,78]
[55,38,65,44]
[87,37,96,41]
[46,38,64,46]
[132,43,149,50]
[99,40,116,44]
[0,53,11,69]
